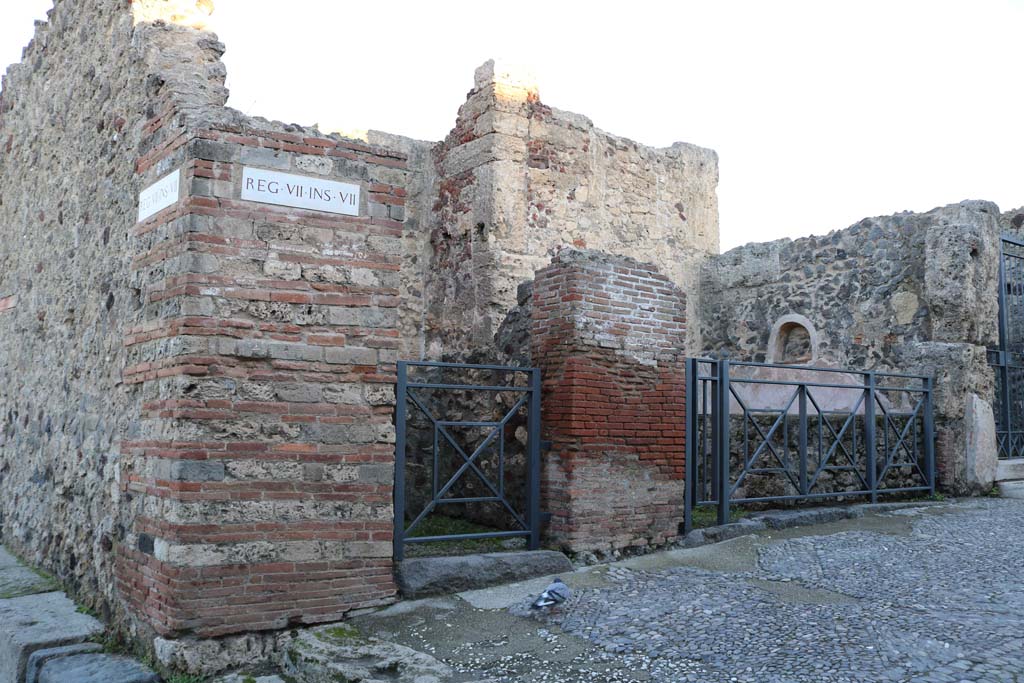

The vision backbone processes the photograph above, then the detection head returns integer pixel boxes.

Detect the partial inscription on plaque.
[137,169,181,222]
[241,167,360,216]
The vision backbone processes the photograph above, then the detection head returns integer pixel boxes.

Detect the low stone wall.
[531,250,687,553]
[699,201,1002,493]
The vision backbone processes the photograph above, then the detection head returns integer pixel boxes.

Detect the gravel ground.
[355,498,1024,682]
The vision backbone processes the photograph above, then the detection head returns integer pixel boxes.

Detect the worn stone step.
[396,550,573,598]
[996,458,1024,482]
[998,480,1024,499]
[0,591,103,683]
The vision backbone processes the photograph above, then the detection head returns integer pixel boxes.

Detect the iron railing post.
[717,359,731,526]
[527,368,543,551]
[996,237,1012,457]
[923,375,936,495]
[864,371,877,503]
[798,384,808,497]
[684,358,697,536]
[998,237,1010,355]
[393,361,408,562]
[710,361,721,516]
[1000,354,1012,457]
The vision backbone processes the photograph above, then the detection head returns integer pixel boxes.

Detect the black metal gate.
[393,360,542,561]
[990,235,1024,459]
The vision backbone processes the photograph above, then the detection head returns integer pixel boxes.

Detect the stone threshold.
[395,550,573,599]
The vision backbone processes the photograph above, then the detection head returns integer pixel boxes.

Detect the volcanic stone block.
[36,653,159,683]
[0,591,103,683]
[0,547,54,600]
[25,643,102,683]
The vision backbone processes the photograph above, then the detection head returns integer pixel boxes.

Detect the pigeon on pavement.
[531,578,571,610]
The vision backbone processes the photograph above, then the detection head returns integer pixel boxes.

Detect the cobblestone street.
[356,499,1024,683]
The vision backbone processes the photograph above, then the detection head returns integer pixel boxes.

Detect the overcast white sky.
[2,1,1022,250]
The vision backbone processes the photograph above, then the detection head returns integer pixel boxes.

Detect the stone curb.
[35,652,160,683]
[0,591,104,683]
[0,546,162,683]
[25,643,103,683]
[678,499,951,548]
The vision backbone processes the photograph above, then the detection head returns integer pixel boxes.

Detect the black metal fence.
[989,235,1024,459]
[684,359,936,531]
[394,360,542,561]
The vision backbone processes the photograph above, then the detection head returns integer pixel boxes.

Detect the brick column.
[531,249,687,554]
[117,122,406,638]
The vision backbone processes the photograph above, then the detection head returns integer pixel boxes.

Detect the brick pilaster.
[117,121,406,637]
[531,249,687,553]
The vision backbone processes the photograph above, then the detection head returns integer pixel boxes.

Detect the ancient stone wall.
[0,0,225,630]
[0,0,720,658]
[407,61,718,363]
[532,250,687,554]
[1,0,407,645]
[700,201,1003,492]
[1002,205,1024,235]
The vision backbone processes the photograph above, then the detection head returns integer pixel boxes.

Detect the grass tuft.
[687,506,749,529]
[405,514,523,557]
[315,623,364,644]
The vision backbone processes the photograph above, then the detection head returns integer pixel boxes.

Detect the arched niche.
[767,314,819,365]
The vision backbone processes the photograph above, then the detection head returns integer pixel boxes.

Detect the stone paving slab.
[36,653,159,683]
[352,498,1024,682]
[0,591,104,683]
[280,624,455,683]
[0,548,54,600]
[998,479,1024,498]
